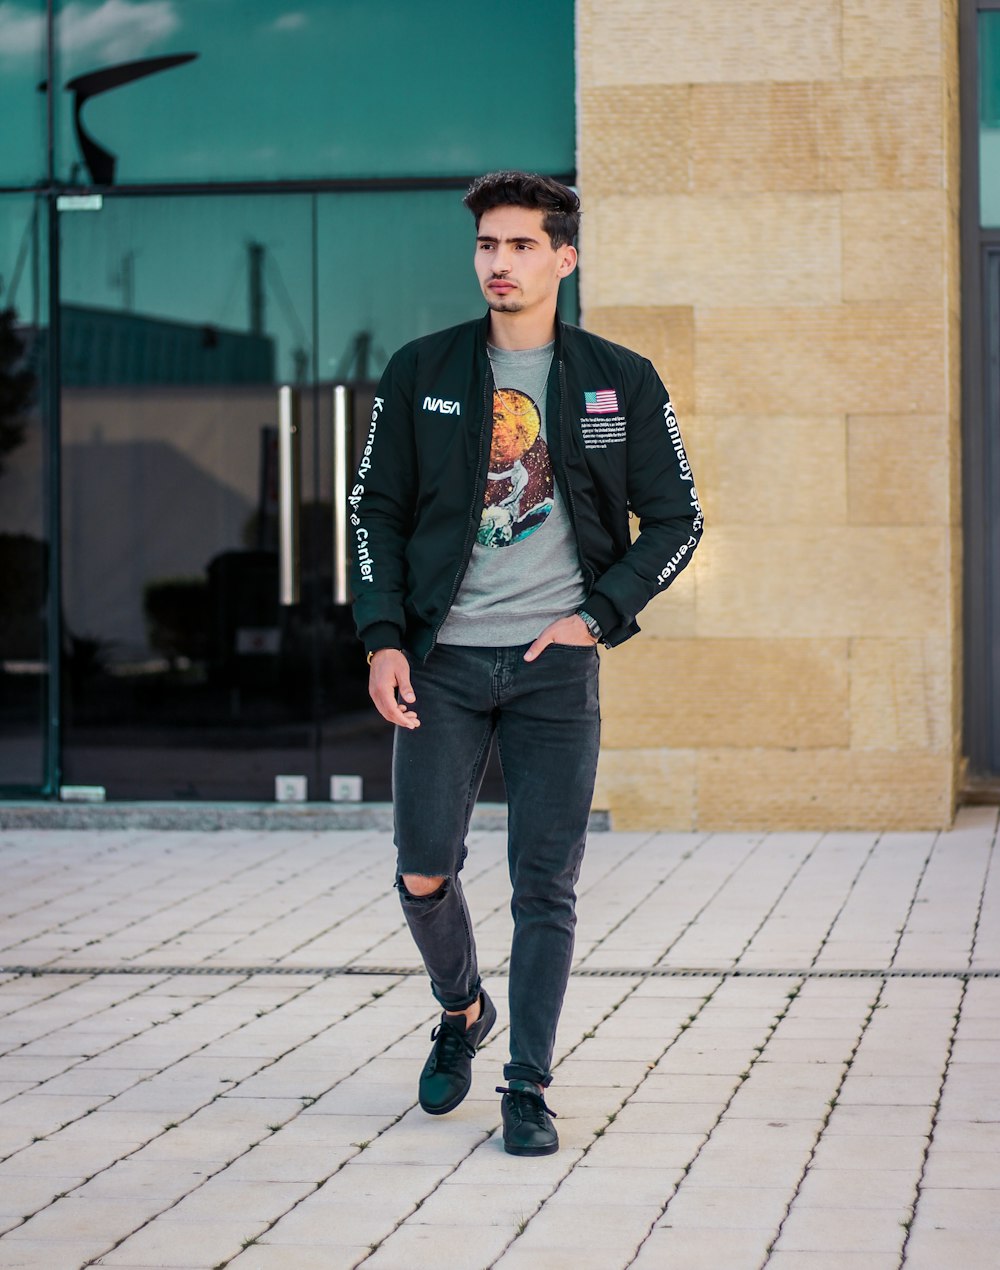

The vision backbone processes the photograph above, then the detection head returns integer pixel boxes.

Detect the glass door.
[57,192,384,799]
[0,195,53,794]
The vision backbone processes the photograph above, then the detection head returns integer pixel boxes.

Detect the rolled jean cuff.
[503,1061,552,1088]
[432,980,482,1013]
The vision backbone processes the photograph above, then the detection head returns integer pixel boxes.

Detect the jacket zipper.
[428,362,493,653]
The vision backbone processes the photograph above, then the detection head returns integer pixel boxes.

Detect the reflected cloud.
[0,5,44,57]
[271,13,307,32]
[0,0,180,67]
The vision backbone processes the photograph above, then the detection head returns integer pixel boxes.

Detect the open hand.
[368,649,420,728]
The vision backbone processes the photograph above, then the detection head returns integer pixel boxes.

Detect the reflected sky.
[0,0,574,186]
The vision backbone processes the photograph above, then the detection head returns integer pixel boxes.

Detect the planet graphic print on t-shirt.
[478,387,554,549]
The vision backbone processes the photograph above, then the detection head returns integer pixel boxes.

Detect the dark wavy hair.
[463,171,580,248]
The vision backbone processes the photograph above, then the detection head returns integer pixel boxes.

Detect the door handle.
[277,384,301,606]
[332,383,350,606]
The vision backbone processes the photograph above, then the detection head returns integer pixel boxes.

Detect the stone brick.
[847,414,950,526]
[575,0,960,832]
[842,0,943,79]
[582,306,695,420]
[694,415,847,526]
[593,748,697,830]
[696,526,950,639]
[842,193,946,302]
[587,194,841,308]
[686,79,944,194]
[580,0,841,87]
[579,86,692,198]
[600,638,849,749]
[849,638,952,752]
[691,83,827,193]
[696,305,947,415]
[697,749,955,830]
[634,564,698,638]
[820,79,945,193]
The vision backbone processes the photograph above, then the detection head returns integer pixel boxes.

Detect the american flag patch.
[584,389,619,414]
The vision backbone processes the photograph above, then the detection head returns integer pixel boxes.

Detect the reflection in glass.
[59,195,322,797]
[982,12,1000,228]
[0,0,46,186]
[0,196,50,788]
[41,0,573,186]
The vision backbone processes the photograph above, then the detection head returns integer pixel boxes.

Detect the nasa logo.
[423,396,462,415]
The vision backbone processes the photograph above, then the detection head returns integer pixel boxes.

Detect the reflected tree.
[0,307,33,477]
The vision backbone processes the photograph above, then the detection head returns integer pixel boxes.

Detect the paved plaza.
[0,807,998,1269]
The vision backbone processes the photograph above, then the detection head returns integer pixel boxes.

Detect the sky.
[0,0,575,186]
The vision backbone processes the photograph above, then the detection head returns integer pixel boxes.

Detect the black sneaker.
[418,989,496,1115]
[496,1080,559,1156]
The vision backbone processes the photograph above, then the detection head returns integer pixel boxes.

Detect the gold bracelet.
[366,649,400,665]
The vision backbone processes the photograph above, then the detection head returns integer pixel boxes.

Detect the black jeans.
[393,641,601,1088]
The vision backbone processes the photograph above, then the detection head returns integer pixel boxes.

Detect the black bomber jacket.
[349,313,703,659]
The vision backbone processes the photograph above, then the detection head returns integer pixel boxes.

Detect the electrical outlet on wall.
[330,775,363,802]
[275,775,308,802]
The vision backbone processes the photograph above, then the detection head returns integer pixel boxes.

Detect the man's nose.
[492,248,511,274]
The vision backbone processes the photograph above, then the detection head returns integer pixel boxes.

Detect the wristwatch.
[577,609,603,642]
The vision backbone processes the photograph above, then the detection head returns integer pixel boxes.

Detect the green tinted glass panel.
[318,190,579,380]
[319,191,488,380]
[982,11,1000,227]
[0,1,47,186]
[48,0,574,186]
[59,196,313,383]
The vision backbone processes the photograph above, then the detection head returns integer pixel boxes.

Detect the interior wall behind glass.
[43,0,574,186]
[982,11,1000,227]
[0,195,50,787]
[0,0,47,186]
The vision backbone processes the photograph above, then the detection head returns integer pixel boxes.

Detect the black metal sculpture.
[64,53,198,185]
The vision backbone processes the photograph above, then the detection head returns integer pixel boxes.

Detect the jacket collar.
[477,310,566,361]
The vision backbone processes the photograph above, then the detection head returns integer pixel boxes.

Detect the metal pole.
[332,384,350,605]
[277,385,301,606]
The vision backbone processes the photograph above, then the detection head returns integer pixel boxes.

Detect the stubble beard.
[486,296,524,313]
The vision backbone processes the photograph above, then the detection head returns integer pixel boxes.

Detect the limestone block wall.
[579,0,962,830]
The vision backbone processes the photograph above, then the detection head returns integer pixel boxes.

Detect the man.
[349,171,702,1156]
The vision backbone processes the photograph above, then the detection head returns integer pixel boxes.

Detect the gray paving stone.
[912,1185,1000,1231]
[658,1183,790,1230]
[629,1226,773,1270]
[766,1256,901,1269]
[229,1247,371,1269]
[0,820,996,1262]
[902,1228,1000,1269]
[773,1204,908,1253]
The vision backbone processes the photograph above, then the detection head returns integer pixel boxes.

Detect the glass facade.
[0,1,575,799]
[0,1,574,188]
[982,11,1000,226]
[0,1,47,188]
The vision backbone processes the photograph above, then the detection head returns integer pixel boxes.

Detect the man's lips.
[488,279,515,292]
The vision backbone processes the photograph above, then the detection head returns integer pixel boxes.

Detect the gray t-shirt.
[438,341,587,647]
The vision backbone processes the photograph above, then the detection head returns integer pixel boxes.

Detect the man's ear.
[557,244,578,278]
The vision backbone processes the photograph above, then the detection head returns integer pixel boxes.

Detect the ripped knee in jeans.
[396,874,450,902]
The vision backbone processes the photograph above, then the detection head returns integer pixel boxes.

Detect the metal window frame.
[961,0,1000,777]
